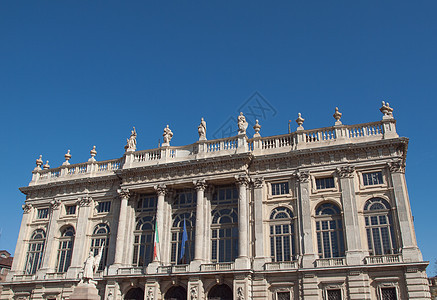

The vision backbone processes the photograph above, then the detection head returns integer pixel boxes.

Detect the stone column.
[252,177,267,270]
[388,161,422,262]
[235,175,250,269]
[113,189,130,266]
[193,180,207,266]
[39,199,62,277]
[67,196,93,279]
[296,171,316,268]
[147,185,166,273]
[337,166,363,265]
[8,204,33,278]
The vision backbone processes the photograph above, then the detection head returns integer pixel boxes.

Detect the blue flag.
[179,219,188,263]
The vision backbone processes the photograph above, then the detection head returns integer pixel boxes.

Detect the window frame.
[269,206,297,262]
[315,203,345,259]
[90,223,110,271]
[56,226,75,273]
[36,208,49,220]
[359,169,386,189]
[24,229,46,275]
[96,201,111,214]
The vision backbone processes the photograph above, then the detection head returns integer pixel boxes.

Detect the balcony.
[315,257,346,267]
[264,261,298,271]
[13,274,35,281]
[200,263,234,272]
[364,254,403,265]
[157,265,189,274]
[44,272,66,280]
[117,267,144,275]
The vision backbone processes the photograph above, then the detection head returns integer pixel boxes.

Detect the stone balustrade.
[200,262,234,271]
[264,261,298,270]
[28,118,397,186]
[315,257,346,267]
[364,254,403,265]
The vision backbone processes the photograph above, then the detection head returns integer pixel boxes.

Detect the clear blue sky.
[0,1,436,275]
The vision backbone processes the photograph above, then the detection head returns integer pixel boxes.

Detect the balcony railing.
[315,257,346,267]
[264,261,298,270]
[117,267,144,275]
[200,262,234,271]
[364,254,403,265]
[157,265,189,274]
[44,272,66,280]
[13,274,35,281]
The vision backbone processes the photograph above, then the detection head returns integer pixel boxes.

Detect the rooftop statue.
[163,125,173,146]
[237,112,248,135]
[125,127,137,152]
[198,117,207,140]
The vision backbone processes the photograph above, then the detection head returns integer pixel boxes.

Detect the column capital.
[50,199,61,210]
[252,177,265,189]
[235,174,249,186]
[194,179,207,191]
[78,196,93,207]
[154,184,167,196]
[117,188,131,199]
[22,203,33,214]
[296,171,310,183]
[388,161,405,174]
[337,165,355,178]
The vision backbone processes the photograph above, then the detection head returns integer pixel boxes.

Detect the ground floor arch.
[165,285,187,300]
[208,284,233,300]
[124,287,144,300]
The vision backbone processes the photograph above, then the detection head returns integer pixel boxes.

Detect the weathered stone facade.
[1,104,431,299]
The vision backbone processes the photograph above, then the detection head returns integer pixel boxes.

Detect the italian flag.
[153,221,160,261]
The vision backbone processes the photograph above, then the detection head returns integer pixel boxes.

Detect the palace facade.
[1,103,431,299]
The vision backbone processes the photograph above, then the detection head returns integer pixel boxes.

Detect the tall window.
[133,216,155,267]
[315,203,345,258]
[91,223,110,270]
[269,207,296,262]
[24,229,46,274]
[171,213,195,264]
[211,186,239,263]
[363,171,383,186]
[364,198,397,256]
[56,226,75,273]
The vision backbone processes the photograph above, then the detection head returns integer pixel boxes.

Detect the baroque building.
[1,103,431,300]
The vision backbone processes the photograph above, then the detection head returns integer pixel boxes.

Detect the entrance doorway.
[125,287,144,300]
[208,284,233,300]
[165,286,187,300]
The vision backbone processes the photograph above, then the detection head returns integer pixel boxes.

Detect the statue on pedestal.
[237,112,248,135]
[81,247,103,284]
[125,127,137,152]
[162,125,173,146]
[198,118,207,140]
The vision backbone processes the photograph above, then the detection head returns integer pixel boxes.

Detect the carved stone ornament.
[78,196,93,207]
[50,199,61,210]
[380,101,394,117]
[154,184,167,196]
[237,287,244,300]
[388,161,405,174]
[296,113,305,129]
[117,188,131,199]
[235,174,249,186]
[35,155,43,170]
[125,127,137,152]
[190,286,198,300]
[198,117,207,141]
[146,287,154,300]
[22,203,33,213]
[253,177,265,189]
[337,166,355,178]
[237,112,248,135]
[162,125,173,145]
[194,179,207,191]
[296,171,310,183]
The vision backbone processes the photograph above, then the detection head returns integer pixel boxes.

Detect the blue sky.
[0,1,436,275]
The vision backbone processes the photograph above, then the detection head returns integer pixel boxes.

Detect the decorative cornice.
[22,203,32,213]
[337,166,355,178]
[296,171,310,183]
[194,179,207,191]
[78,196,93,207]
[388,161,405,174]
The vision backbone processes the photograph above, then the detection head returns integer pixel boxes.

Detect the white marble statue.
[163,125,173,145]
[125,127,137,152]
[237,112,248,135]
[82,247,103,284]
[198,117,206,140]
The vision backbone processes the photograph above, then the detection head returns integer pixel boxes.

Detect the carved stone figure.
[198,118,207,140]
[162,125,173,145]
[125,127,137,152]
[82,247,103,284]
[190,286,198,299]
[237,112,248,135]
[146,288,154,300]
[237,287,244,300]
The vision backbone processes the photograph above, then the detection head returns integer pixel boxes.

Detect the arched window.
[133,216,155,267]
[211,208,238,263]
[56,226,75,272]
[91,223,110,270]
[24,229,46,274]
[315,203,345,258]
[269,207,296,262]
[364,198,397,255]
[171,212,195,264]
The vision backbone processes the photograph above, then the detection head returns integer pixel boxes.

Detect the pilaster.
[404,267,432,299]
[347,270,371,299]
[252,177,267,270]
[113,189,131,267]
[191,179,207,271]
[235,175,250,269]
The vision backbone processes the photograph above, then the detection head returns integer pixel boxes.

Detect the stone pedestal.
[70,283,100,300]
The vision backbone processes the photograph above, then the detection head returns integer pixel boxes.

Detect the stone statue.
[162,125,173,146]
[237,287,244,300]
[146,288,154,300]
[198,117,207,140]
[81,247,103,284]
[190,286,198,299]
[125,127,137,152]
[237,112,248,135]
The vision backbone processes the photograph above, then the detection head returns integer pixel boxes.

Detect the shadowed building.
[1,103,431,299]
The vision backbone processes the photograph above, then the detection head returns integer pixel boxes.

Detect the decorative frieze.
[337,166,355,178]
[296,171,310,183]
[388,161,405,174]
[50,199,61,210]
[253,177,264,189]
[78,196,93,207]
[22,203,32,213]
